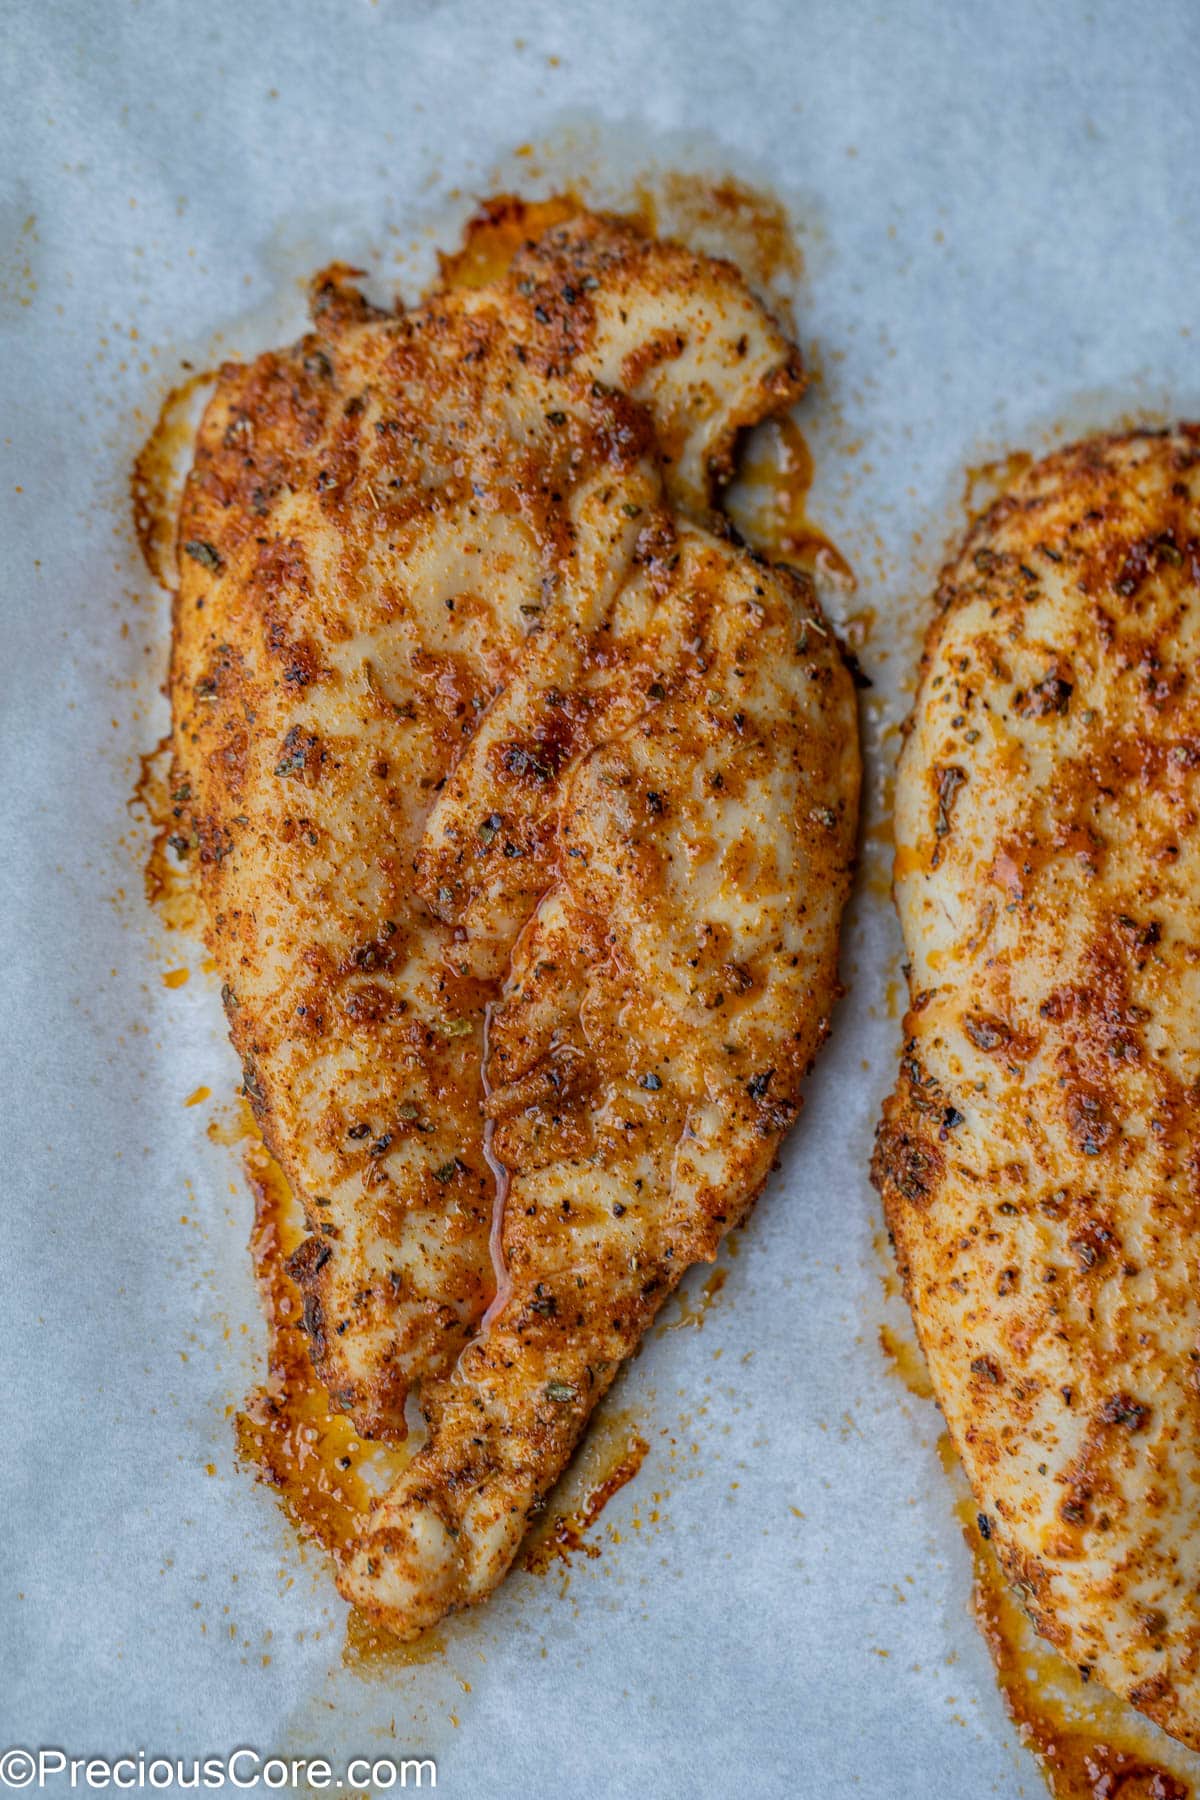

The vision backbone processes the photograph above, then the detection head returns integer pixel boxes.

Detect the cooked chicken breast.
[342,528,857,1628]
[873,429,1200,1750]
[172,199,858,1632]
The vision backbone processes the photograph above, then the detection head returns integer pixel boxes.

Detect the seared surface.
[873,430,1200,1750]
[342,529,858,1627]
[171,201,858,1632]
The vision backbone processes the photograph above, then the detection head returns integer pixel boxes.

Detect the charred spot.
[1014,670,1073,718]
[183,538,223,573]
[1115,530,1184,597]
[970,1354,1004,1385]
[274,724,322,781]
[1128,1673,1176,1719]
[302,347,334,381]
[871,1121,941,1207]
[300,1293,326,1355]
[746,1068,775,1101]
[932,763,967,838]
[287,1236,332,1285]
[938,1105,965,1140]
[349,936,395,974]
[307,265,379,334]
[241,1059,265,1109]
[759,1098,797,1136]
[722,961,754,995]
[963,1011,1010,1053]
[1066,1087,1116,1157]
[1068,1219,1116,1271]
[1116,914,1161,950]
[500,742,555,783]
[1098,1393,1150,1431]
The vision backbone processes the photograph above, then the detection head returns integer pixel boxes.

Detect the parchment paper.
[3,1,1200,1794]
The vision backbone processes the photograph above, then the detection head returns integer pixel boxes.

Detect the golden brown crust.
[873,427,1200,1751]
[171,203,856,1632]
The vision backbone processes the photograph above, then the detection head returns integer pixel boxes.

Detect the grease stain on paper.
[936,1438,1196,1800]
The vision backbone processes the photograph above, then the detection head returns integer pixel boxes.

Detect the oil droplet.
[162,967,190,989]
[342,1610,446,1674]
[438,194,583,290]
[877,1323,934,1401]
[524,1422,650,1574]
[185,1085,211,1107]
[962,450,1033,523]
[660,1261,730,1332]
[725,416,855,587]
[206,1097,259,1148]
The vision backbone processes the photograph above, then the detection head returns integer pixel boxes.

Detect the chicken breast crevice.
[873,427,1200,1751]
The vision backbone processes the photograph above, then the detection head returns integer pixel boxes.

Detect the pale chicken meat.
[873,430,1200,1751]
[171,198,858,1632]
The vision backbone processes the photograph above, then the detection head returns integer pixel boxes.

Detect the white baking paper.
[3,1,1200,1795]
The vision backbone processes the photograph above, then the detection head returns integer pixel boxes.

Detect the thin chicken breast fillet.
[873,429,1200,1751]
[342,528,858,1629]
[171,200,859,1632]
